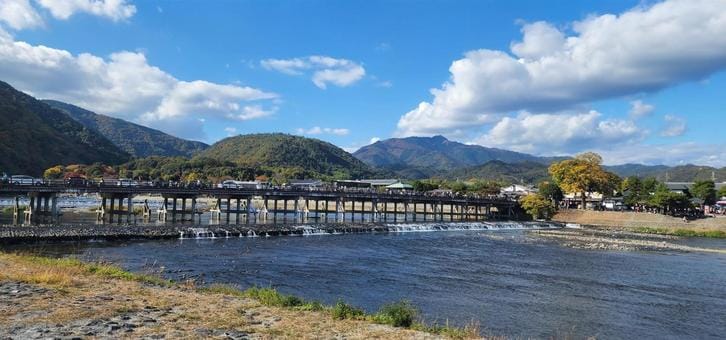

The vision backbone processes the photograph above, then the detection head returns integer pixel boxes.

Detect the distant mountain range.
[44,100,208,158]
[0,81,129,175]
[353,136,725,183]
[1,79,722,183]
[353,135,565,179]
[198,133,378,179]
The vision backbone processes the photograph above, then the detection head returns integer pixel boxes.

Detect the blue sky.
[0,0,724,166]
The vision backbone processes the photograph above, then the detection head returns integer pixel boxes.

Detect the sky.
[0,0,724,166]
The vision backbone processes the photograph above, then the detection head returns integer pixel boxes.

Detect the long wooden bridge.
[0,183,519,224]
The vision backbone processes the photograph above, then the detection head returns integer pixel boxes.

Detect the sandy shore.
[528,228,726,254]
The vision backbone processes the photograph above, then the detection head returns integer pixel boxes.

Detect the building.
[334,179,399,190]
[665,182,726,195]
[385,182,413,192]
[287,179,325,190]
[500,184,537,197]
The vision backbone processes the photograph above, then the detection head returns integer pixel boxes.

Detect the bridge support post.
[191,197,197,223]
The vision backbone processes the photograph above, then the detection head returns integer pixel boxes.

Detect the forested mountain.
[0,81,129,176]
[446,160,551,184]
[44,100,208,158]
[197,133,378,179]
[353,135,564,178]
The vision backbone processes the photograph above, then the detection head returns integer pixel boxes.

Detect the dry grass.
[0,252,459,339]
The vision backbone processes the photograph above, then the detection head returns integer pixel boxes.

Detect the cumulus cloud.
[0,31,277,139]
[261,55,365,89]
[295,126,350,136]
[36,0,136,21]
[629,100,654,119]
[598,142,726,167]
[397,0,726,136]
[660,114,687,137]
[477,110,644,154]
[369,137,381,144]
[0,0,43,30]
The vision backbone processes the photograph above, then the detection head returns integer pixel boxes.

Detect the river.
[4,225,725,339]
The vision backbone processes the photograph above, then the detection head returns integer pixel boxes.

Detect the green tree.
[520,194,556,220]
[719,186,726,200]
[649,184,692,213]
[411,180,438,192]
[691,180,717,205]
[548,152,620,209]
[538,181,563,204]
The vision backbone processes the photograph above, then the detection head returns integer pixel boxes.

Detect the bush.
[373,300,418,328]
[331,300,365,320]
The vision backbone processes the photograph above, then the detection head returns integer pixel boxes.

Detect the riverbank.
[553,210,726,236]
[0,252,483,339]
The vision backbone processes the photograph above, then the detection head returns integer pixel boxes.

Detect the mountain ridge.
[0,81,129,175]
[43,100,208,158]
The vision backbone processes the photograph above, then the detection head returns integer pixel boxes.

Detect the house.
[385,182,413,193]
[288,179,325,190]
[665,182,691,194]
[334,179,399,190]
[500,184,537,197]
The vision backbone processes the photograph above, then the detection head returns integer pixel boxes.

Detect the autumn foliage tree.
[520,194,556,220]
[548,152,620,209]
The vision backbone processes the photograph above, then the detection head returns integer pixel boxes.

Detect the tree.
[548,152,620,209]
[649,184,692,214]
[691,180,717,205]
[469,180,501,195]
[43,165,64,179]
[411,180,438,192]
[520,194,556,220]
[538,181,563,204]
[719,186,726,200]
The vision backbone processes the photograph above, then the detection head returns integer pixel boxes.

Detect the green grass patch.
[331,300,365,320]
[633,227,726,239]
[371,300,417,327]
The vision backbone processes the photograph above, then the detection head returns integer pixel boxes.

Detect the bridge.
[0,183,519,224]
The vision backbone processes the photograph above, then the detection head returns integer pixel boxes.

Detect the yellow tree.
[548,152,619,209]
[43,165,64,179]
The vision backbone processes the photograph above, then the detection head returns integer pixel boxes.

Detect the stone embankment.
[553,210,726,230]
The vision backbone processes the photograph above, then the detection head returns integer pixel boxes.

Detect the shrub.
[331,300,365,320]
[373,300,418,328]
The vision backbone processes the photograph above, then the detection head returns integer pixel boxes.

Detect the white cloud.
[660,114,687,137]
[397,0,726,136]
[224,126,237,136]
[296,126,350,136]
[598,142,726,167]
[629,100,654,119]
[0,0,43,30]
[369,137,381,144]
[477,110,644,154]
[0,31,277,139]
[261,55,365,89]
[36,0,136,21]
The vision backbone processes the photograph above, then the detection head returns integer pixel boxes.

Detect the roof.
[335,179,399,186]
[289,179,323,185]
[386,182,413,189]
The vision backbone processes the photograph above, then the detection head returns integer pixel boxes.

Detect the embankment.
[553,210,726,231]
[0,252,465,339]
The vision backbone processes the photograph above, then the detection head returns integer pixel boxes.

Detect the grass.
[9,253,173,287]
[632,227,726,239]
[3,252,481,338]
[201,284,480,338]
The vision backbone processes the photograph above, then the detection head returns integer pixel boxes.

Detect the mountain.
[197,133,377,179]
[607,164,726,182]
[44,100,208,158]
[446,160,551,184]
[0,81,129,176]
[353,135,564,178]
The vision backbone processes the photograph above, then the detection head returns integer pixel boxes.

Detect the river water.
[4,225,726,339]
